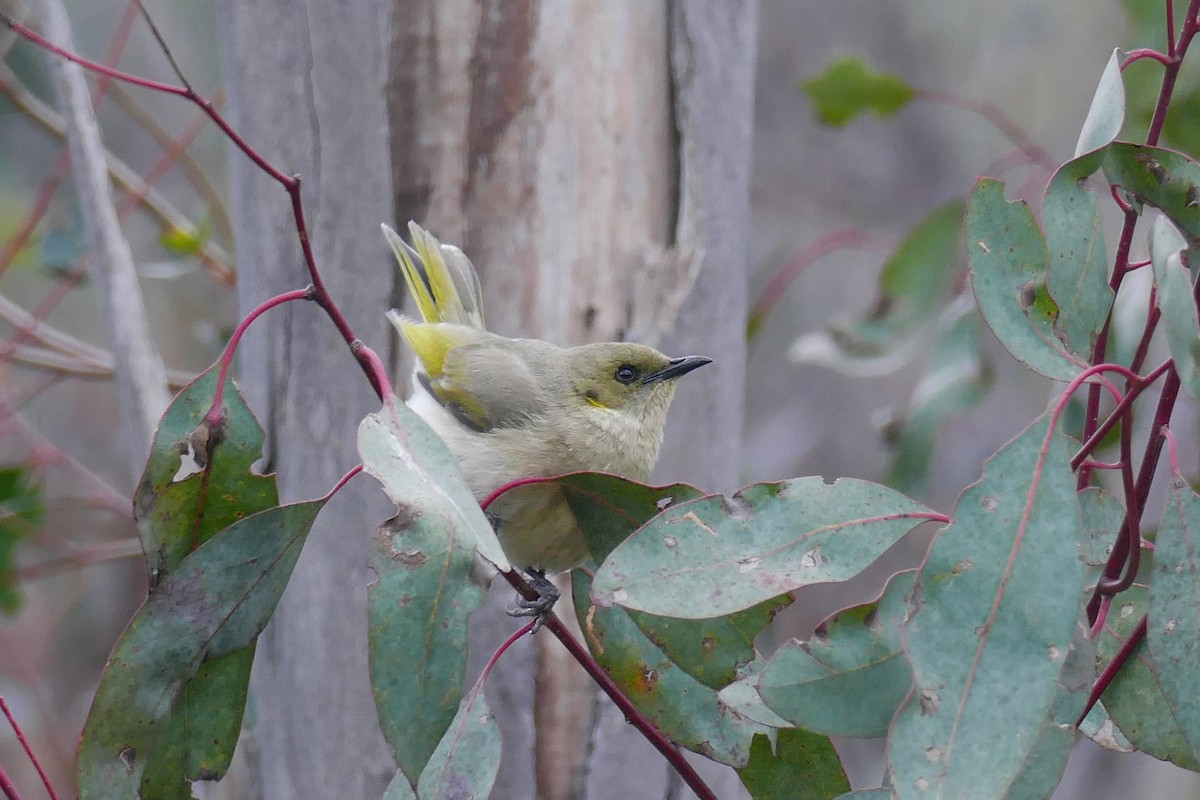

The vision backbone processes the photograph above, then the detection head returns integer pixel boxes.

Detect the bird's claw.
[506,569,560,634]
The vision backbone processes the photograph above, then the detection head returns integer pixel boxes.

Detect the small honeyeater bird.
[383,222,709,607]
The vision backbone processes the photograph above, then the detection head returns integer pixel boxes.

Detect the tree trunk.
[216,2,397,798]
[388,2,756,797]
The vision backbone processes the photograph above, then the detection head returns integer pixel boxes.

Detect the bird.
[383,221,710,612]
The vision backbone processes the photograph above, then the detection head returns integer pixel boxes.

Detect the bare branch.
[39,0,170,477]
[0,61,236,283]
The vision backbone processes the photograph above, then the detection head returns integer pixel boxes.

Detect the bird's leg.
[508,568,560,633]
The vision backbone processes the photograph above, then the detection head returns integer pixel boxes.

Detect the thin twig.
[0,61,235,283]
[106,82,234,246]
[40,0,170,476]
[0,695,58,800]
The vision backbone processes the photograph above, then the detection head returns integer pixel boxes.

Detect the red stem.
[0,765,20,800]
[919,88,1054,170]
[747,227,883,336]
[206,287,313,427]
[0,696,57,800]
[1077,614,1147,726]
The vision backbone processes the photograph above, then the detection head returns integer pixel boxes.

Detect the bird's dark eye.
[615,365,639,384]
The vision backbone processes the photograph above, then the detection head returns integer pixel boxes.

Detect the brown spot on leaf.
[919,688,940,715]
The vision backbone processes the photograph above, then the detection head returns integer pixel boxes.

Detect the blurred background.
[1,0,1198,797]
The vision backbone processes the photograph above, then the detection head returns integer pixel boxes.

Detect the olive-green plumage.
[383,222,709,573]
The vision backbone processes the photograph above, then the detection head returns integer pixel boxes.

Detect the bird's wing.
[425,339,550,432]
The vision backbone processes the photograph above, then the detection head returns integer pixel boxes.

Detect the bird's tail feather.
[381,222,485,329]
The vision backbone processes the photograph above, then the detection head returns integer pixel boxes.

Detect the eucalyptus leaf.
[360,402,495,783]
[1148,215,1200,397]
[127,366,279,793]
[414,691,500,800]
[1098,585,1200,770]
[791,203,963,378]
[1102,143,1200,245]
[737,729,851,800]
[1075,49,1126,157]
[574,570,771,768]
[592,478,938,619]
[1147,463,1200,764]
[966,179,1085,380]
[76,500,326,799]
[1043,149,1115,358]
[886,416,1087,799]
[758,570,915,738]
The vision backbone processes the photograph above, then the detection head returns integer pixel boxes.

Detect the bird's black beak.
[642,355,713,384]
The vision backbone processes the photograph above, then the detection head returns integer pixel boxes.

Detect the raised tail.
[381,222,485,329]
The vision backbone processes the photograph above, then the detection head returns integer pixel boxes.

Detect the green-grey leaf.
[134,364,279,587]
[834,792,892,800]
[1149,215,1200,397]
[129,365,279,791]
[415,691,500,800]
[76,499,326,799]
[1102,143,1200,245]
[1004,617,1093,800]
[801,56,916,127]
[886,416,1087,799]
[359,399,506,570]
[592,478,938,619]
[759,570,915,738]
[966,178,1085,381]
[360,403,493,783]
[1043,149,1115,358]
[381,771,418,800]
[737,729,851,800]
[1098,585,1200,770]
[573,570,770,768]
[1079,701,1134,754]
[718,662,794,730]
[1147,463,1200,764]
[1075,49,1126,156]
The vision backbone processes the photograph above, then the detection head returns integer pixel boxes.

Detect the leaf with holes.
[966,178,1085,381]
[1102,143,1200,244]
[76,499,326,799]
[360,401,498,783]
[134,364,278,584]
[758,570,915,738]
[127,364,278,793]
[592,477,937,619]
[885,415,1086,799]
